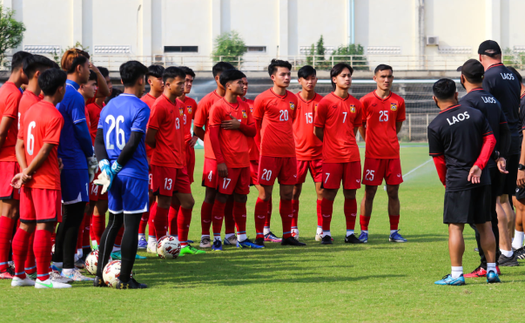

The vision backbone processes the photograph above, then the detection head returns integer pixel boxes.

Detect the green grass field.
[2,145,525,322]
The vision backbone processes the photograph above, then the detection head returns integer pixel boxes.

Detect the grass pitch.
[2,145,525,322]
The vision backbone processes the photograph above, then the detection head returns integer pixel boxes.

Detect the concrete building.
[3,0,525,71]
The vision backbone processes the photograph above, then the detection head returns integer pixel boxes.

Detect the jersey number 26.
[105,115,126,150]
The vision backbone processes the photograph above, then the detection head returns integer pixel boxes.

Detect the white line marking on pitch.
[403,158,433,178]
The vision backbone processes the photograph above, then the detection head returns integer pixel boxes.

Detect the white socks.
[237,233,247,242]
[214,236,222,242]
[500,249,513,258]
[390,230,397,235]
[148,236,156,244]
[224,233,235,240]
[316,226,323,235]
[263,227,271,235]
[62,268,74,275]
[487,263,497,274]
[451,266,463,278]
[512,230,524,250]
[323,230,331,237]
[347,230,354,236]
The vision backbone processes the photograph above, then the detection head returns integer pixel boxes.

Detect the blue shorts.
[108,174,149,214]
[61,169,89,204]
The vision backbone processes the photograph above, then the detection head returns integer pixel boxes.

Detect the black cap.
[457,59,484,80]
[478,40,501,57]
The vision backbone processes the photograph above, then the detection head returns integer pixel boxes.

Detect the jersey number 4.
[105,115,126,150]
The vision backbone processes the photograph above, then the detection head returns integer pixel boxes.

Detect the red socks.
[139,210,149,235]
[169,200,180,236]
[264,199,272,228]
[280,199,293,239]
[91,214,106,245]
[34,229,52,281]
[224,198,235,236]
[344,198,357,231]
[233,201,247,234]
[12,228,30,279]
[360,215,370,231]
[148,202,157,238]
[0,216,15,272]
[321,198,334,232]
[25,231,36,274]
[389,215,400,231]
[154,205,169,240]
[291,200,299,228]
[114,226,124,247]
[254,198,267,239]
[177,207,192,246]
[212,200,226,239]
[316,199,322,227]
[201,201,213,236]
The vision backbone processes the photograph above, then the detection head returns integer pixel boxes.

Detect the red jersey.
[179,96,197,144]
[194,90,222,160]
[293,92,323,161]
[243,98,259,161]
[0,82,22,162]
[141,93,159,159]
[210,98,254,168]
[148,95,185,168]
[360,91,406,159]
[253,88,298,158]
[18,100,64,190]
[18,90,41,131]
[314,92,363,163]
[86,102,103,144]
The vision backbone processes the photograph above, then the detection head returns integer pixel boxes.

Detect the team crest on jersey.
[186,106,192,114]
[242,110,247,118]
[289,102,295,110]
[179,107,184,116]
[349,105,356,113]
[390,103,397,111]
[314,104,318,111]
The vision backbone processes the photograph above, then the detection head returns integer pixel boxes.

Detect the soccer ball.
[84,250,112,275]
[103,260,131,288]
[156,235,181,259]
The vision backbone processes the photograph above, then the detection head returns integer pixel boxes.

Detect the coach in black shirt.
[428,79,500,285]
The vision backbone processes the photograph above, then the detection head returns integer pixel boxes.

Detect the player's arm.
[0,116,14,150]
[313,101,326,142]
[358,124,366,141]
[314,126,324,142]
[495,121,510,174]
[469,131,497,184]
[432,155,447,186]
[396,100,406,135]
[145,128,158,148]
[518,128,525,188]
[210,108,227,177]
[116,131,144,167]
[90,64,110,98]
[428,126,446,186]
[15,138,27,170]
[72,98,94,157]
[396,121,403,134]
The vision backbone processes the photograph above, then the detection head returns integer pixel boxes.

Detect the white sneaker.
[224,235,237,246]
[147,241,157,254]
[200,236,211,248]
[315,233,322,241]
[62,268,94,282]
[292,229,300,241]
[11,276,35,287]
[35,278,71,289]
[50,271,73,283]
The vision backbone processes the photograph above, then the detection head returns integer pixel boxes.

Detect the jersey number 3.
[105,115,126,150]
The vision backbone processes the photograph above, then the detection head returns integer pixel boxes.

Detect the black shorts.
[443,185,492,224]
[515,186,525,201]
[499,154,519,196]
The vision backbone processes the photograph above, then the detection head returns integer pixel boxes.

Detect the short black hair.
[433,78,457,101]
[268,59,292,76]
[88,70,98,82]
[212,62,234,78]
[162,66,186,83]
[23,54,55,79]
[66,55,88,74]
[98,66,109,78]
[147,65,164,78]
[374,64,393,74]
[219,69,246,87]
[38,68,67,96]
[298,65,316,79]
[12,51,32,72]
[330,63,353,90]
[507,66,522,84]
[179,66,195,79]
[120,61,148,87]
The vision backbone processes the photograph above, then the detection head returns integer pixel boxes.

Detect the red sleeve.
[3,92,19,119]
[433,155,447,186]
[291,95,298,121]
[314,101,327,128]
[397,99,406,122]
[353,101,363,127]
[359,97,367,125]
[148,104,162,130]
[43,116,64,145]
[194,100,208,128]
[239,123,256,137]
[474,133,497,170]
[209,126,224,164]
[253,95,264,120]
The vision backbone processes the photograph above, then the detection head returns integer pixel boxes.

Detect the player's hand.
[468,165,482,184]
[217,163,228,178]
[87,156,98,183]
[496,157,508,174]
[518,169,525,188]
[89,62,100,74]
[11,171,32,189]
[189,135,199,148]
[93,171,112,194]
[58,158,64,173]
[221,115,241,130]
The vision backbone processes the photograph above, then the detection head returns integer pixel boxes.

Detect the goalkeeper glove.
[87,156,98,183]
[94,159,113,194]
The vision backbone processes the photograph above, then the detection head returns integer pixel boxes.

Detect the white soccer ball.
[156,235,181,259]
[103,260,131,288]
[85,250,112,275]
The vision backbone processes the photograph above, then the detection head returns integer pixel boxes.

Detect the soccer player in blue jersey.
[93,61,150,289]
[51,49,94,282]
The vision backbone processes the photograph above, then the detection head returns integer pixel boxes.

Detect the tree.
[51,41,89,65]
[330,43,368,70]
[307,35,329,68]
[211,31,247,67]
[0,5,25,66]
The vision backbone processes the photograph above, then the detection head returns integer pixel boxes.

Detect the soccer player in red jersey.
[139,65,164,252]
[208,69,262,250]
[11,68,69,288]
[194,62,235,248]
[0,51,32,279]
[292,65,324,241]
[358,64,407,243]
[145,67,203,256]
[314,63,363,245]
[253,59,305,247]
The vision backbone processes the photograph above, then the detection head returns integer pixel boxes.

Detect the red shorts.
[151,165,192,196]
[0,161,20,200]
[250,160,259,185]
[322,161,362,190]
[89,170,108,201]
[258,156,297,186]
[297,159,323,184]
[20,187,62,223]
[362,158,403,186]
[202,158,218,189]
[186,144,195,184]
[218,167,250,195]
[148,170,153,187]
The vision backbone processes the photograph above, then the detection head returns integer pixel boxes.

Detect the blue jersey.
[98,93,150,180]
[56,80,89,169]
